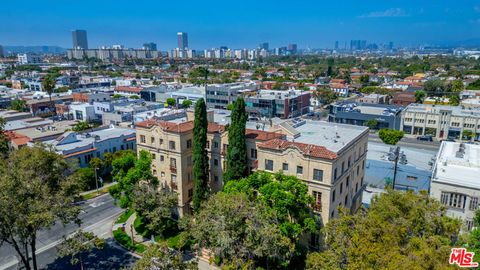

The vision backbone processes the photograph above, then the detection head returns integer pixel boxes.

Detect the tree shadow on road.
[44,238,138,270]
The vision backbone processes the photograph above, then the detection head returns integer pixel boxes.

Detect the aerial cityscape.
[1,1,480,269]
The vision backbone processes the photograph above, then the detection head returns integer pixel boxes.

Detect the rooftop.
[5,117,53,131]
[0,110,31,121]
[15,120,77,141]
[245,89,308,100]
[432,141,480,189]
[404,103,480,117]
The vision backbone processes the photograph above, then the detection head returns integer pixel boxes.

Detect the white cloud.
[359,8,408,18]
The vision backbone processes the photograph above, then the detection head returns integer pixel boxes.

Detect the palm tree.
[42,75,56,116]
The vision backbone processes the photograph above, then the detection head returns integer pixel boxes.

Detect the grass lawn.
[115,209,134,224]
[113,227,146,254]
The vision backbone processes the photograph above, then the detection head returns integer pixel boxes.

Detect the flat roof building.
[329,102,403,130]
[430,141,480,231]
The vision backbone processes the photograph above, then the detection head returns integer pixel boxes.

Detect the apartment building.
[243,89,311,119]
[136,116,369,224]
[430,141,480,231]
[329,102,403,130]
[205,82,259,109]
[401,104,480,140]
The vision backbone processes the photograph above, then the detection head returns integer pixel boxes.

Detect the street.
[0,194,137,270]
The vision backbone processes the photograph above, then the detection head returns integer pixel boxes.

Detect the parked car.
[417,135,433,142]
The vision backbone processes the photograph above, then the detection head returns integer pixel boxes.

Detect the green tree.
[0,117,8,156]
[306,189,461,270]
[415,90,426,103]
[166,98,176,107]
[424,79,447,96]
[364,119,378,130]
[130,95,140,99]
[71,167,96,191]
[224,98,248,182]
[133,243,197,270]
[42,74,56,110]
[182,99,193,109]
[57,230,105,270]
[132,182,178,239]
[451,79,464,92]
[0,145,81,270]
[378,128,404,145]
[192,98,210,212]
[109,150,154,208]
[466,79,480,90]
[359,74,369,85]
[72,121,91,132]
[191,192,295,268]
[449,94,460,106]
[112,94,123,99]
[10,99,28,112]
[462,129,474,140]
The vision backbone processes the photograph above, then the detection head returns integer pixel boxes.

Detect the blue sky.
[1,0,479,49]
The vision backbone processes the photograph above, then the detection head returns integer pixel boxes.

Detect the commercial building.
[430,141,480,231]
[67,48,160,61]
[72,30,88,49]
[357,94,389,104]
[39,126,136,168]
[329,102,403,130]
[143,42,157,51]
[136,116,368,225]
[243,89,311,119]
[205,82,258,109]
[401,104,480,140]
[17,53,42,64]
[392,92,416,106]
[177,32,188,49]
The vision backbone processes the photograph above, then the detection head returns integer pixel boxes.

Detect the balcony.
[313,202,322,213]
[170,165,177,173]
[170,181,178,191]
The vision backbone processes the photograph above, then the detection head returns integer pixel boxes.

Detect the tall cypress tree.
[192,98,210,212]
[224,97,248,182]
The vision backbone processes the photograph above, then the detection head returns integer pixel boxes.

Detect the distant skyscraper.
[177,32,188,49]
[259,42,269,51]
[334,41,339,50]
[388,41,394,50]
[350,40,367,51]
[143,42,157,51]
[72,30,88,49]
[288,44,297,54]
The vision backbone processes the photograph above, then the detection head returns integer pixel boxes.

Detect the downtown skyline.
[1,0,480,50]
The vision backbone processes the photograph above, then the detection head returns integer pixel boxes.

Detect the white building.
[37,126,136,167]
[17,53,42,64]
[430,141,480,231]
[70,103,97,122]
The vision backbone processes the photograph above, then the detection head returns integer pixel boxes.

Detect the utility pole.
[392,146,400,190]
[94,167,99,195]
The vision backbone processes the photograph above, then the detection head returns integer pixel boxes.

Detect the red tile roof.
[64,147,97,158]
[245,129,284,141]
[136,119,225,134]
[258,138,337,160]
[5,131,31,146]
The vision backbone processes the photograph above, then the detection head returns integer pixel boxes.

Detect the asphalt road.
[0,194,136,270]
[368,133,441,152]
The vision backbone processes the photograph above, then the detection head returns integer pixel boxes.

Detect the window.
[332,190,336,202]
[214,175,219,182]
[186,139,192,149]
[466,219,474,231]
[213,141,219,148]
[223,144,228,153]
[169,141,176,150]
[362,160,365,170]
[140,135,146,143]
[206,141,210,149]
[355,182,358,193]
[170,158,176,168]
[441,192,467,209]
[334,168,338,180]
[282,163,289,171]
[340,183,343,194]
[171,174,177,181]
[250,149,257,159]
[331,211,334,218]
[357,165,360,176]
[342,162,345,173]
[348,156,351,168]
[160,155,164,162]
[344,195,348,206]
[346,176,349,187]
[161,171,165,177]
[152,153,156,160]
[313,191,322,212]
[152,169,157,176]
[160,139,164,145]
[313,169,323,181]
[297,166,303,175]
[151,137,155,143]
[470,197,479,211]
[214,159,219,166]
[265,159,274,171]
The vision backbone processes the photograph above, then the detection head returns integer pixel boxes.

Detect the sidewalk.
[80,182,117,196]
